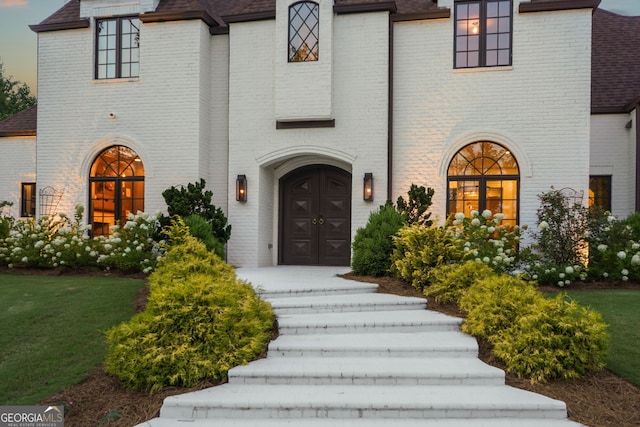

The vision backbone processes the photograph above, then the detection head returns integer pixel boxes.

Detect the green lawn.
[0,273,145,404]
[562,290,640,386]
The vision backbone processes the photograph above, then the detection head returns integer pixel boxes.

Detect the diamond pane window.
[289,1,319,62]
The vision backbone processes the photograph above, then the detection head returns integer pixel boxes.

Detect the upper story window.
[96,17,140,79]
[288,1,319,62]
[455,0,512,69]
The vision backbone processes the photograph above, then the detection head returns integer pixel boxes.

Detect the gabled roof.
[0,105,37,137]
[592,9,640,113]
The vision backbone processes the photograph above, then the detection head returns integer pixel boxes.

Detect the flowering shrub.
[451,210,522,273]
[587,212,640,281]
[96,211,163,273]
[0,205,163,273]
[531,189,592,267]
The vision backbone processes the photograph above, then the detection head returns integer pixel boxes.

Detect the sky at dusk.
[0,0,639,94]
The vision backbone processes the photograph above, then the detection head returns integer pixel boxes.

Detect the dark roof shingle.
[0,105,37,137]
[592,9,640,112]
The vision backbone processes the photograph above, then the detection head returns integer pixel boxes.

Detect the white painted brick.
[0,137,36,218]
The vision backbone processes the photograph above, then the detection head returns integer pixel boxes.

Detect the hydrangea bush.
[0,204,163,273]
[451,210,522,273]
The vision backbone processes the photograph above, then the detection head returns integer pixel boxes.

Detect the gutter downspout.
[636,105,640,211]
[387,14,394,201]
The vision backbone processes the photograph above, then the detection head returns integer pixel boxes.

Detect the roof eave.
[222,11,276,24]
[30,19,90,33]
[519,0,601,13]
[0,130,36,137]
[392,8,451,22]
[334,2,397,15]
[140,10,220,28]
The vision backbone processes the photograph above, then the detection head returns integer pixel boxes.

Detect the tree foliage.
[161,179,231,247]
[0,60,36,121]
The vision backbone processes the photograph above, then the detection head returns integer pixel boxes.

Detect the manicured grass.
[562,290,640,386]
[0,273,145,404]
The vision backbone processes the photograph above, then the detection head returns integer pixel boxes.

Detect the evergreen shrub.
[184,214,225,258]
[425,260,496,304]
[460,274,609,383]
[492,294,609,383]
[351,201,405,276]
[104,220,275,392]
[390,224,463,290]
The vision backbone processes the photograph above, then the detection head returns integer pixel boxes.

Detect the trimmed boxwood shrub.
[104,220,275,392]
[351,201,405,277]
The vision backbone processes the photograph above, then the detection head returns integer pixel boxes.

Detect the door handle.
[318,215,325,225]
[312,218,318,225]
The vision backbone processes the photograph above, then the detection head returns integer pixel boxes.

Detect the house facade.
[0,0,638,268]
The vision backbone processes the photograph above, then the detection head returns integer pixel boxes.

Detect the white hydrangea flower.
[597,244,608,252]
[482,209,492,218]
[617,251,627,260]
[565,266,574,274]
[538,221,549,231]
[471,218,481,226]
[621,269,629,276]
[470,210,479,217]
[455,212,465,220]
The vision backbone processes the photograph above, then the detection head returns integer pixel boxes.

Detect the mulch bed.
[3,267,637,426]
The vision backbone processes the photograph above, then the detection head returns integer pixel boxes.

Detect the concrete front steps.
[137,266,584,427]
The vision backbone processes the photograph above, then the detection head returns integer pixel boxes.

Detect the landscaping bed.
[33,272,640,427]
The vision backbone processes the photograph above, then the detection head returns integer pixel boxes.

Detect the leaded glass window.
[289,1,319,62]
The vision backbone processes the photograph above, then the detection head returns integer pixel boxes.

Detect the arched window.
[447,141,519,226]
[89,145,144,236]
[289,1,319,62]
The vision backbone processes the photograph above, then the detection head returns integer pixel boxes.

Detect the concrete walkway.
[137,266,584,426]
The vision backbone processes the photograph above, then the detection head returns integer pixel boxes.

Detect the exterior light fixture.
[236,174,247,202]
[363,172,374,201]
[108,113,116,119]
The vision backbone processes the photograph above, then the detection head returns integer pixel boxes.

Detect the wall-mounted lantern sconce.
[363,172,374,202]
[236,174,247,202]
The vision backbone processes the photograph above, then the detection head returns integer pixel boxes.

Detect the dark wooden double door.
[280,165,352,266]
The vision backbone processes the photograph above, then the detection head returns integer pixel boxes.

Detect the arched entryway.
[89,145,144,236]
[447,141,519,227]
[279,165,351,266]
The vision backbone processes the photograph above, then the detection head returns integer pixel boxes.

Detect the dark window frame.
[589,175,612,212]
[89,145,144,236]
[454,0,512,69]
[20,182,36,217]
[95,16,140,80]
[288,1,320,62]
[446,141,520,226]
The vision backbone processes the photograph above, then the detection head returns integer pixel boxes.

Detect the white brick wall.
[0,137,36,218]
[591,112,636,217]
[10,0,614,268]
[274,0,334,120]
[393,2,592,229]
[35,19,227,220]
[226,12,390,267]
